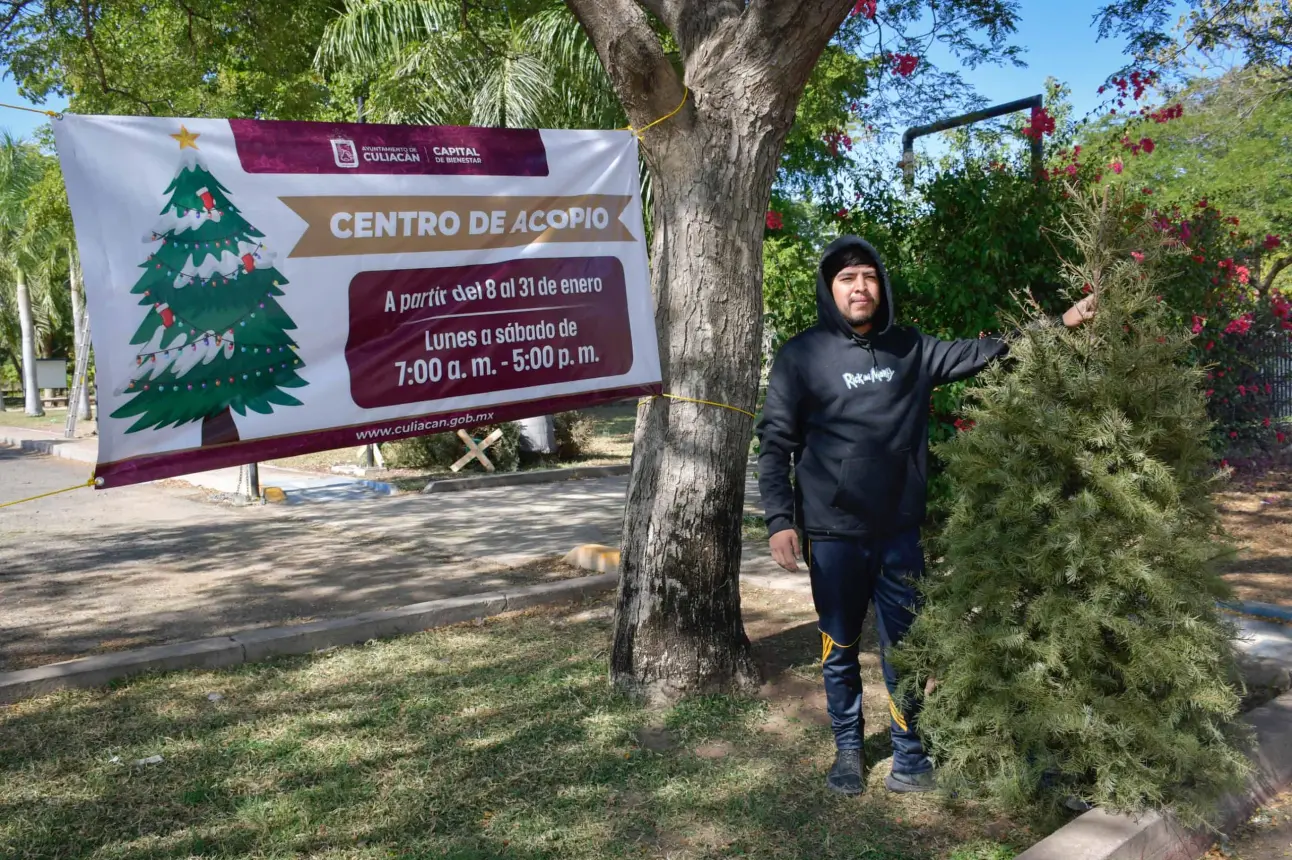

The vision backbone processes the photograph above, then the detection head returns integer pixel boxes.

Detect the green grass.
[743,514,769,542]
[0,601,1035,860]
[0,406,96,436]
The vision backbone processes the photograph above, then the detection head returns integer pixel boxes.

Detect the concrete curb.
[563,543,621,573]
[1,434,95,465]
[1017,688,1292,860]
[562,543,815,596]
[422,464,629,494]
[355,477,400,496]
[0,574,617,704]
[2,434,397,500]
[1223,600,1292,625]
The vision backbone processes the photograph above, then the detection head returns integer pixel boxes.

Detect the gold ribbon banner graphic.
[279,194,636,258]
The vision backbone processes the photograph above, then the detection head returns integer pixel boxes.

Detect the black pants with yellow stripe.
[809,527,932,776]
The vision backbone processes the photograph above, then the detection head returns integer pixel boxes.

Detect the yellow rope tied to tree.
[0,102,62,118]
[638,393,756,420]
[620,88,689,138]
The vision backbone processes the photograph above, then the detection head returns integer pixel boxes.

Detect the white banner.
[54,115,660,487]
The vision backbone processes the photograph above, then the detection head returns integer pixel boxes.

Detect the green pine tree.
[895,188,1250,825]
[112,130,306,445]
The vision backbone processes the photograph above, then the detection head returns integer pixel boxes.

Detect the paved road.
[1,441,776,671]
[0,447,602,670]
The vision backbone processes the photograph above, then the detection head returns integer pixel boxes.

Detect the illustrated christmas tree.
[895,188,1250,825]
[111,125,306,445]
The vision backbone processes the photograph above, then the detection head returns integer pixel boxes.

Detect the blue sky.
[941,1,1148,121]
[0,1,1170,141]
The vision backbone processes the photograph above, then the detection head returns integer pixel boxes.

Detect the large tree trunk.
[612,118,784,700]
[16,269,43,417]
[567,0,852,700]
[70,251,92,420]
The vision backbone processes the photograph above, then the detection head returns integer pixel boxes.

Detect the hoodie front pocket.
[830,451,909,526]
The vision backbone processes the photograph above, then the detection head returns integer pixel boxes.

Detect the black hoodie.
[757,235,1011,540]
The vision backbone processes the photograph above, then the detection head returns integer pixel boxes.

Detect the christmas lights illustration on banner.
[112,125,308,445]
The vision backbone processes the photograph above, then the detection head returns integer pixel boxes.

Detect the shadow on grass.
[0,604,1029,860]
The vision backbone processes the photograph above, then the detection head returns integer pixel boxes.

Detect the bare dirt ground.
[1204,789,1292,860]
[1217,465,1292,607]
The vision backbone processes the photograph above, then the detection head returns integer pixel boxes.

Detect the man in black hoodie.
[757,236,1094,796]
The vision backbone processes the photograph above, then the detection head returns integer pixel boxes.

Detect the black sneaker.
[885,769,937,793]
[826,749,864,796]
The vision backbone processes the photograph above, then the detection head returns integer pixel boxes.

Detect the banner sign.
[54,116,661,488]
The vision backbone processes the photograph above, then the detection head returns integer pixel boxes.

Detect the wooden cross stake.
[451,428,503,473]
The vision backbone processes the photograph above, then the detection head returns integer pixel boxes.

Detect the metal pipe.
[248,462,261,503]
[354,90,383,473]
[901,94,1044,188]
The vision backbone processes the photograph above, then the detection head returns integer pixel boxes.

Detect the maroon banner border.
[93,383,661,489]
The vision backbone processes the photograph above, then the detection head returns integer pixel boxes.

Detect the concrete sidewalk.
[0,425,389,503]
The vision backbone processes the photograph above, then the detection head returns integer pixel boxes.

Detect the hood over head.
[816,235,894,340]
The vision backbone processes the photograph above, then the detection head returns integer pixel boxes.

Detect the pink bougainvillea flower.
[1279,432,1287,444]
[1205,389,1215,398]
[889,52,919,77]
[836,208,850,219]
[1023,106,1056,140]
[852,0,877,17]
[1140,137,1155,154]
[1264,416,1273,428]
[1065,164,1078,176]
[1238,385,1248,395]
[1142,187,1154,195]
[1205,340,1215,351]
[1110,160,1124,174]
[1265,234,1282,251]
[1236,265,1251,284]
[1231,431,1239,439]
[1180,221,1193,242]
[1191,314,1205,334]
[1224,316,1252,335]
[765,210,783,230]
[1131,251,1145,262]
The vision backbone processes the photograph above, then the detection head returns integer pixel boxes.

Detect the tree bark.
[16,269,43,417]
[612,128,774,699]
[566,0,853,700]
[202,406,240,446]
[70,250,92,420]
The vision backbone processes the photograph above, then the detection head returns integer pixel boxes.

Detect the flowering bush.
[1022,106,1056,141]
[1147,200,1291,466]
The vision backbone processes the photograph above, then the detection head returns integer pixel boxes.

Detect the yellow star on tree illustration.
[170,125,200,150]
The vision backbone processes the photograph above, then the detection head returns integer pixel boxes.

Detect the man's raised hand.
[1063,294,1098,327]
[769,529,802,572]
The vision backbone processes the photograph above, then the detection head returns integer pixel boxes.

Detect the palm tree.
[316,1,623,130]
[0,133,52,416]
[318,0,632,455]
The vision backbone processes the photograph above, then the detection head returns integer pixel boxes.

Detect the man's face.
[832,264,882,332]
